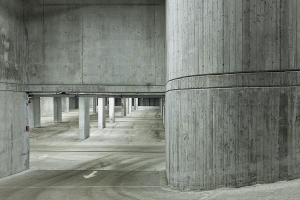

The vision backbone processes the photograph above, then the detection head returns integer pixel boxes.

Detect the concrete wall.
[0,0,29,179]
[23,0,165,93]
[166,0,300,190]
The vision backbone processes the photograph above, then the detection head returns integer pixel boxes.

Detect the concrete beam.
[98,98,105,129]
[109,98,115,123]
[79,97,90,139]
[53,97,62,123]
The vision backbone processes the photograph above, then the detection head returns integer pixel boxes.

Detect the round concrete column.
[166,0,300,190]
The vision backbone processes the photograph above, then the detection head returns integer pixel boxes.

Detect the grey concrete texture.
[23,0,165,93]
[0,91,29,179]
[166,0,300,190]
[61,97,69,112]
[40,97,53,117]
[0,0,25,85]
[53,97,62,123]
[29,97,41,128]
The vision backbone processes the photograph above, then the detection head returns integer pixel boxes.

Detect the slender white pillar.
[129,98,132,113]
[125,98,129,115]
[121,98,126,117]
[93,97,97,114]
[79,97,90,139]
[109,98,115,123]
[53,97,62,123]
[134,98,138,110]
[98,98,105,129]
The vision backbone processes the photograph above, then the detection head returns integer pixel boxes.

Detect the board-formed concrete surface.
[0,108,300,199]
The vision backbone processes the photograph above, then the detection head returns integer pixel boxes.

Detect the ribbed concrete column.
[109,98,115,123]
[93,97,97,114]
[121,98,126,117]
[61,97,69,113]
[125,98,129,115]
[166,0,300,190]
[134,98,138,110]
[79,97,90,139]
[129,98,132,113]
[98,98,105,129]
[53,97,62,123]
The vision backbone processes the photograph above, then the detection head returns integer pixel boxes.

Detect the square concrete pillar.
[160,98,163,116]
[125,98,129,115]
[163,98,165,127]
[53,97,62,123]
[79,97,90,139]
[69,97,76,109]
[134,98,138,110]
[29,97,41,128]
[93,97,97,114]
[75,98,79,108]
[61,97,69,112]
[140,98,144,106]
[98,98,106,129]
[121,98,126,117]
[33,97,41,127]
[129,98,132,113]
[109,98,115,123]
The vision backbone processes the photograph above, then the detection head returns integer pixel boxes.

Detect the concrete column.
[69,97,76,109]
[75,98,79,108]
[98,98,105,129]
[134,98,138,110]
[93,97,97,114]
[129,98,132,113]
[162,98,165,127]
[125,98,129,115]
[29,97,41,128]
[166,0,300,190]
[79,97,90,139]
[61,97,69,112]
[121,98,126,117]
[53,97,62,123]
[33,97,41,127]
[160,98,163,116]
[109,97,115,123]
[140,98,143,106]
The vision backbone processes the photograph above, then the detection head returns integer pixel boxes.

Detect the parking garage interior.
[2,0,300,199]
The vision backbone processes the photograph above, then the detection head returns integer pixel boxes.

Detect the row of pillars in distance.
[28,97,165,140]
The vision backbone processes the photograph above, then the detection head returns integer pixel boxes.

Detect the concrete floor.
[0,108,300,199]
